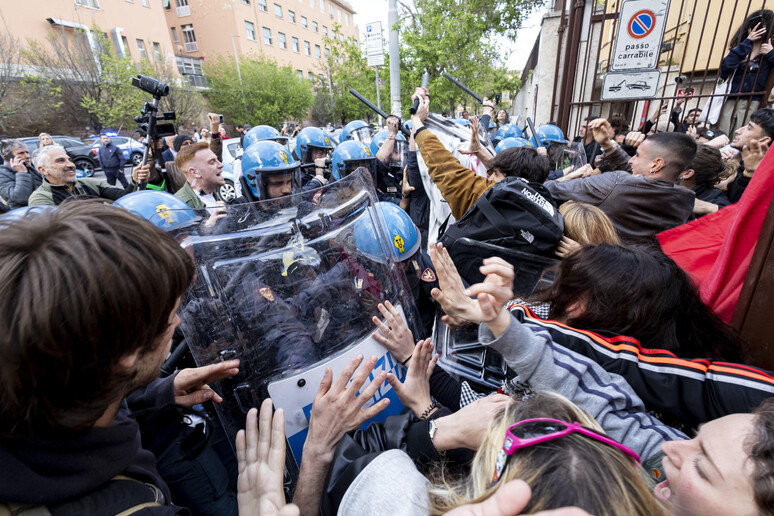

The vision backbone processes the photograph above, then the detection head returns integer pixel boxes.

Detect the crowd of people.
[2,16,774,512]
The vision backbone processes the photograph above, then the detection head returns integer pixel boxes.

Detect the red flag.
[658,149,774,322]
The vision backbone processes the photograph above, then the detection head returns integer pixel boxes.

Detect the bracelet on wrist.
[420,400,439,420]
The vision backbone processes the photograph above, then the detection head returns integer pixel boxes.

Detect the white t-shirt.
[197,191,218,207]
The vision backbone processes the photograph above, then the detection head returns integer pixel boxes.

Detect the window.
[315,44,320,58]
[304,40,310,55]
[121,35,130,56]
[308,71,314,81]
[297,69,303,80]
[329,4,333,16]
[337,8,341,21]
[310,0,314,6]
[171,27,178,42]
[176,0,190,16]
[339,33,344,42]
[245,21,256,40]
[313,21,318,32]
[75,0,100,8]
[324,47,329,58]
[323,25,327,36]
[153,42,162,61]
[242,0,250,3]
[274,3,282,17]
[142,0,149,6]
[278,32,286,49]
[345,13,349,25]
[288,10,295,23]
[320,0,324,12]
[176,55,206,87]
[292,37,299,52]
[136,39,147,59]
[263,27,273,45]
[182,24,198,51]
[318,73,324,83]
[301,16,308,29]
[258,0,267,11]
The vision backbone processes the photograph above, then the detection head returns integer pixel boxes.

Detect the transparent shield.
[155,169,421,469]
[549,141,587,174]
[352,127,373,145]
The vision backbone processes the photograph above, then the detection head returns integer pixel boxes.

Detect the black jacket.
[0,376,185,513]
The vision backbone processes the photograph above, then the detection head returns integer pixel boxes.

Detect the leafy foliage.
[204,54,314,127]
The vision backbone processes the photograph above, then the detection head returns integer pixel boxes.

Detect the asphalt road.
[89,164,132,183]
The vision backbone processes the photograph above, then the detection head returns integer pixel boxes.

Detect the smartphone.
[218,114,224,124]
[494,94,501,104]
[681,87,695,98]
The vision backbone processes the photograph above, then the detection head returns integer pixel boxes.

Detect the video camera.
[132,74,177,140]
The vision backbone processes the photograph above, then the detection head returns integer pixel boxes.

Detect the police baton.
[348,89,411,138]
[442,72,483,104]
[526,117,538,147]
[410,71,430,115]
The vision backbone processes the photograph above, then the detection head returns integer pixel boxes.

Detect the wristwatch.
[428,419,438,440]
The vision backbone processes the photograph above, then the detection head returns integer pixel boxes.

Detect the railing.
[184,41,198,52]
[176,5,190,16]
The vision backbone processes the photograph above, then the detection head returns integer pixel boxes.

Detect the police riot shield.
[549,140,587,174]
[433,238,558,392]
[152,169,422,470]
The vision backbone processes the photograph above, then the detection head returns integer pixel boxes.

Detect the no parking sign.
[611,0,670,70]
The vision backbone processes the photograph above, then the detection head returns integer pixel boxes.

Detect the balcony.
[177,5,190,16]
[184,41,198,52]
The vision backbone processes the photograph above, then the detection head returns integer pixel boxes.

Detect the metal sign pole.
[375,65,383,127]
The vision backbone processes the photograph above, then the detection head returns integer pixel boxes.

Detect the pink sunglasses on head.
[491,417,641,485]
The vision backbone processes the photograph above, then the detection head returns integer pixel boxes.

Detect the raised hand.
[236,399,300,516]
[173,359,239,406]
[385,338,439,418]
[372,300,415,363]
[742,139,770,174]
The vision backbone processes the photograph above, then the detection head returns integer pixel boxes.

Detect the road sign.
[601,70,662,100]
[365,21,385,67]
[611,0,670,70]
[628,10,655,38]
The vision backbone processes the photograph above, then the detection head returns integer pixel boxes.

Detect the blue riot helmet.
[113,190,199,231]
[341,120,373,144]
[530,124,565,148]
[240,140,301,200]
[243,125,288,151]
[452,118,471,127]
[494,124,524,144]
[295,127,334,164]
[330,140,377,181]
[370,130,408,170]
[495,137,533,153]
[1,205,55,221]
[353,202,420,264]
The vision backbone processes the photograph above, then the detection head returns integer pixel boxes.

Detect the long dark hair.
[530,244,745,361]
[729,10,774,49]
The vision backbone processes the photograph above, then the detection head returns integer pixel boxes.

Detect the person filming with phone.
[0,139,44,209]
[716,10,774,132]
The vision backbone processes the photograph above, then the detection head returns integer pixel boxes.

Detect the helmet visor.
[351,127,373,144]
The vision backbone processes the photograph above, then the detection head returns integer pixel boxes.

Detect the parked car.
[627,81,650,91]
[217,139,243,203]
[89,136,146,167]
[20,136,99,176]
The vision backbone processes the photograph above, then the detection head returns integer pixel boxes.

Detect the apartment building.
[0,0,176,70]
[164,0,359,87]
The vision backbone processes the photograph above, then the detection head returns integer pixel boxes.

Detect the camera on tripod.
[134,105,177,139]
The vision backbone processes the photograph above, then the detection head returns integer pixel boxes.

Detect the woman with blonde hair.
[556,201,620,258]
[38,133,53,147]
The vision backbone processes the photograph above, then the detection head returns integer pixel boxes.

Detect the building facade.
[163,0,358,88]
[0,0,176,69]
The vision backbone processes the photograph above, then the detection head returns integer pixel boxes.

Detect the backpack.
[439,177,563,285]
[0,475,168,516]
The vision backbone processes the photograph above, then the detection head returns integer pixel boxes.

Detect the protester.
[725,108,774,202]
[0,139,44,209]
[28,145,148,205]
[683,144,733,216]
[545,118,696,242]
[173,141,226,208]
[554,201,620,258]
[0,201,241,513]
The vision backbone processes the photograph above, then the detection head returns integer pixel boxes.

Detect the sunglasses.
[492,418,641,485]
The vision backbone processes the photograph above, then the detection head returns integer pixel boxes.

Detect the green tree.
[398,0,540,116]
[203,55,314,127]
[322,25,389,125]
[23,25,146,132]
